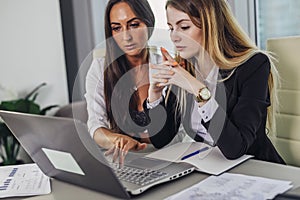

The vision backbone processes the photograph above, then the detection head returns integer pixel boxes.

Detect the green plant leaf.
[1,99,41,114]
[31,92,39,102]
[13,142,20,159]
[0,100,19,111]
[40,105,59,115]
[28,102,41,114]
[24,82,46,100]
[0,123,13,138]
[0,82,58,165]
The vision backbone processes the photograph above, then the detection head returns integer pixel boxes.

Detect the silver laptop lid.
[0,110,130,199]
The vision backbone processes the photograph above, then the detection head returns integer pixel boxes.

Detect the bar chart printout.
[0,163,51,198]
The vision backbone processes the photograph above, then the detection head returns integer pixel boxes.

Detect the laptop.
[0,110,194,199]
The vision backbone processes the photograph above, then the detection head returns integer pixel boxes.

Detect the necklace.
[132,65,149,91]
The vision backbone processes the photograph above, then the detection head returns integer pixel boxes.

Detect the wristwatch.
[195,87,211,103]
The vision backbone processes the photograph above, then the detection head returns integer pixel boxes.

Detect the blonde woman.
[146,0,285,164]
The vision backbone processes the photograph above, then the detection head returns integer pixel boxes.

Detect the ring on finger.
[168,66,172,71]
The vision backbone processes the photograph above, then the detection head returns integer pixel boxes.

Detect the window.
[228,0,256,42]
[256,0,300,49]
[148,0,173,52]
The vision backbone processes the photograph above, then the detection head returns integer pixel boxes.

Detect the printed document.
[0,163,51,198]
[165,173,293,200]
[146,142,253,175]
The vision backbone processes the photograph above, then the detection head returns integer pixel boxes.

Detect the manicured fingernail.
[161,47,167,52]
[172,61,178,66]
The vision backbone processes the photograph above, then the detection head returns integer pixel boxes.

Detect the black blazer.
[144,53,285,164]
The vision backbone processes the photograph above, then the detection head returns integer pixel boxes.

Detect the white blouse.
[85,56,109,138]
[85,52,164,138]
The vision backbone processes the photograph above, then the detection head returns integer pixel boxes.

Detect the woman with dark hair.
[85,0,184,163]
[146,0,285,164]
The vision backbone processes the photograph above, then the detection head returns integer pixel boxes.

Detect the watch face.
[200,87,211,100]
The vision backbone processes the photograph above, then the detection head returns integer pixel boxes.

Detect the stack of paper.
[166,173,293,200]
[0,163,51,198]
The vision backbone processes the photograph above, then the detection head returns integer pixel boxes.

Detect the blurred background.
[1,0,299,105]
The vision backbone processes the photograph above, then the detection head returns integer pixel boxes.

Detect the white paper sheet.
[165,173,293,200]
[146,142,253,175]
[0,163,51,198]
[146,142,212,161]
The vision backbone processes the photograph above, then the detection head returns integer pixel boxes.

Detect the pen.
[181,146,210,160]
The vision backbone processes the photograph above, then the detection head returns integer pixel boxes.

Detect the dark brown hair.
[104,0,155,132]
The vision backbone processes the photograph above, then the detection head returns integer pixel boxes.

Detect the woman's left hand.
[151,60,205,95]
[152,47,206,95]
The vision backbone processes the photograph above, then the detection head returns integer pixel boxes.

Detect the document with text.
[146,142,253,175]
[165,173,293,200]
[0,163,51,198]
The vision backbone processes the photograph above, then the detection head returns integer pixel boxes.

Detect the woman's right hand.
[148,63,172,102]
[104,134,147,165]
[148,47,176,103]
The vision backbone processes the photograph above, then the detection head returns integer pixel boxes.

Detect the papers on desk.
[0,163,51,198]
[146,142,253,175]
[166,173,293,200]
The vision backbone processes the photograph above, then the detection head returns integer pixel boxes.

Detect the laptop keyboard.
[110,163,168,186]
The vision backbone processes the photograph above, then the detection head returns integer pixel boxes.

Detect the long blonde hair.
[165,0,278,133]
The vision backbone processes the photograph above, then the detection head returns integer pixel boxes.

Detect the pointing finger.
[160,47,175,62]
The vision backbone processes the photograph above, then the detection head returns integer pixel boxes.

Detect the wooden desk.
[10,159,300,200]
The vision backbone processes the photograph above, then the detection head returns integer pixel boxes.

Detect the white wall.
[0,0,69,110]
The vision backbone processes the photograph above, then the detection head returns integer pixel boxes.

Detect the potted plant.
[0,83,58,165]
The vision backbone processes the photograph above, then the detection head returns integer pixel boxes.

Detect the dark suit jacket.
[144,53,285,164]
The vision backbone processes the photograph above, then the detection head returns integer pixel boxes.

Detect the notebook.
[0,110,194,199]
[146,141,253,175]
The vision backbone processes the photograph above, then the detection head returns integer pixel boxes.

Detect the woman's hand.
[151,61,197,94]
[150,47,206,96]
[104,134,147,165]
[148,62,174,102]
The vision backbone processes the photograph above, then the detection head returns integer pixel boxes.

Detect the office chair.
[267,36,300,167]
[54,101,88,123]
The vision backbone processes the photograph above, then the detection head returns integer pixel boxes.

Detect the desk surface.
[4,159,300,200]
[10,159,300,200]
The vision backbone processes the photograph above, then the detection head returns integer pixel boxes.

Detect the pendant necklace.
[133,66,149,91]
